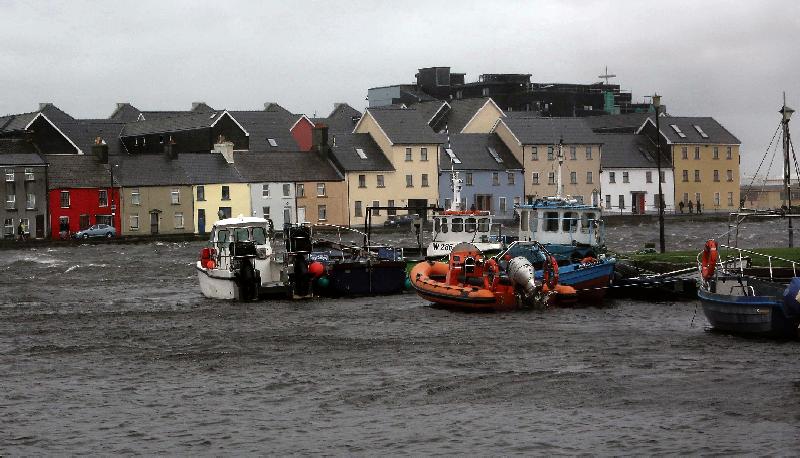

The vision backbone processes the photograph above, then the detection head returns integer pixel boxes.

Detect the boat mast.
[781,93,795,247]
[556,138,564,198]
[444,123,463,211]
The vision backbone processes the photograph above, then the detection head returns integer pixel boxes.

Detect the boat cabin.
[432,211,495,244]
[516,197,604,248]
[207,216,274,271]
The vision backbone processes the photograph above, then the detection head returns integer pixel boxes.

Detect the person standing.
[678,200,685,214]
[696,198,702,214]
[17,221,24,241]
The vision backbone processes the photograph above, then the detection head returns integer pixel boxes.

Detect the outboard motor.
[285,225,314,297]
[507,256,545,308]
[230,240,260,301]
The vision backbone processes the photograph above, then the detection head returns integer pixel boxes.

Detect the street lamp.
[780,98,794,247]
[653,94,666,253]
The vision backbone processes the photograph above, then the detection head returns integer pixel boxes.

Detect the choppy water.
[1,219,799,454]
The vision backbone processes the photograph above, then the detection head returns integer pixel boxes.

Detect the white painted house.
[598,133,675,216]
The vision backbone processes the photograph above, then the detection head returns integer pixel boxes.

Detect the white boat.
[427,169,503,258]
[196,216,286,300]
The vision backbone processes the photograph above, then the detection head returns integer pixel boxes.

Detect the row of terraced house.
[0,96,741,240]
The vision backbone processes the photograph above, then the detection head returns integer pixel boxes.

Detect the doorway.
[35,214,44,239]
[631,192,646,215]
[297,206,306,223]
[198,209,206,234]
[475,195,492,211]
[150,211,159,234]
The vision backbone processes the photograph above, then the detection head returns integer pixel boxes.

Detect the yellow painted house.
[341,108,444,225]
[637,116,741,213]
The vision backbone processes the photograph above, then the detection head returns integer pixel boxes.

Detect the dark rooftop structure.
[229,110,300,152]
[314,103,363,134]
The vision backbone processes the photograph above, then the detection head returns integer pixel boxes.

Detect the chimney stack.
[213,135,235,164]
[312,124,329,156]
[92,137,109,164]
[164,137,178,160]
[39,102,52,111]
[192,101,206,111]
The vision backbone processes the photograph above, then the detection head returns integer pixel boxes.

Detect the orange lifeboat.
[410,242,547,311]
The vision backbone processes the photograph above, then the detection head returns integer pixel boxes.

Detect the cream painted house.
[493,116,603,206]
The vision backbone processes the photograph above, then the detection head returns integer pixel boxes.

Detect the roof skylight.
[693,125,709,138]
[268,138,278,147]
[670,124,687,138]
[487,146,503,163]
[445,148,462,164]
[355,148,367,159]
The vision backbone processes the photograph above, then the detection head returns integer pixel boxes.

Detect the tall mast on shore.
[780,93,795,247]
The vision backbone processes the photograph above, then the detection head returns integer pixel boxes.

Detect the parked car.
[74,224,116,239]
[383,214,416,228]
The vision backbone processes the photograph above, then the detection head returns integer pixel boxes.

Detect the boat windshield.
[440,218,448,233]
[503,243,547,264]
[465,217,477,233]
[434,218,441,233]
[477,217,490,232]
[452,218,463,232]
[233,227,250,242]
[563,212,578,233]
[252,227,267,245]
[544,212,559,232]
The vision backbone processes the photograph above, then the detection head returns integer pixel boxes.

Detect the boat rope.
[746,121,781,191]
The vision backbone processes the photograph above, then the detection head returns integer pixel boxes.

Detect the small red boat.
[410,242,572,311]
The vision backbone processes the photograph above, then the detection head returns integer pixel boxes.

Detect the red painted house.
[46,142,120,239]
[290,115,315,151]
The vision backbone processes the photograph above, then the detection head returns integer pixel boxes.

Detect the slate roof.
[646,116,741,144]
[441,133,522,171]
[0,111,39,133]
[38,104,75,124]
[109,103,143,122]
[111,154,192,187]
[233,151,343,182]
[366,108,445,144]
[499,117,602,145]
[120,111,236,137]
[583,112,653,133]
[177,153,246,185]
[445,98,497,133]
[45,154,115,188]
[597,133,671,169]
[58,120,126,157]
[0,138,45,165]
[316,103,362,133]
[229,110,300,151]
[329,133,394,172]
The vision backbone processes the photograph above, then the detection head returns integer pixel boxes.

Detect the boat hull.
[537,261,615,301]
[196,262,287,300]
[322,261,408,296]
[698,288,799,338]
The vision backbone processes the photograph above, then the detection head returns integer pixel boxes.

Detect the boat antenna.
[780,92,795,246]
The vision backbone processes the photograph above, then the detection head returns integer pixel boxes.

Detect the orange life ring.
[543,255,559,289]
[701,239,718,280]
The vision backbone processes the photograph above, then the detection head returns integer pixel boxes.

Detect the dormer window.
[670,124,687,138]
[693,125,709,138]
[268,138,278,147]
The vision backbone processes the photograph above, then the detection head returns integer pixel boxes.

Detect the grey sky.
[1,0,798,176]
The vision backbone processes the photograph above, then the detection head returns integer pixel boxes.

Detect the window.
[422,174,429,187]
[681,146,688,160]
[296,183,305,197]
[660,170,666,183]
[58,216,69,233]
[99,189,108,207]
[4,168,13,182]
[694,170,701,182]
[670,124,686,138]
[171,188,181,204]
[622,172,629,183]
[488,147,503,163]
[713,170,720,182]
[618,195,625,209]
[316,183,326,196]
[358,174,366,188]
[570,171,577,184]
[532,172,539,185]
[726,147,733,159]
[713,147,719,159]
[727,170,733,182]
[3,218,12,237]
[60,190,70,208]
[714,192,720,206]
[531,146,538,161]
[130,214,140,230]
[451,217,463,232]
[354,201,363,217]
[387,200,396,216]
[654,194,662,210]
[372,200,380,216]
[585,146,593,160]
[569,146,577,160]
[20,218,29,234]
[492,172,500,186]
[727,192,734,206]
[420,147,428,161]
[586,171,593,184]
[262,206,270,219]
[547,146,554,161]
[131,188,140,205]
[405,175,413,187]
[174,212,184,229]
[268,138,278,147]
[682,170,689,182]
[694,147,700,160]
[26,193,35,209]
[605,194,611,209]
[220,186,229,201]
[544,212,559,232]
[219,207,232,219]
[683,193,689,204]
[318,204,327,221]
[445,148,461,164]
[405,148,412,161]
[262,184,270,197]
[499,197,507,213]
[282,183,291,197]
[377,175,385,188]
[609,172,616,183]
[548,172,555,185]
[465,173,473,186]
[508,172,515,185]
[694,125,709,138]
[24,168,34,181]
[197,185,205,201]
[646,171,652,183]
